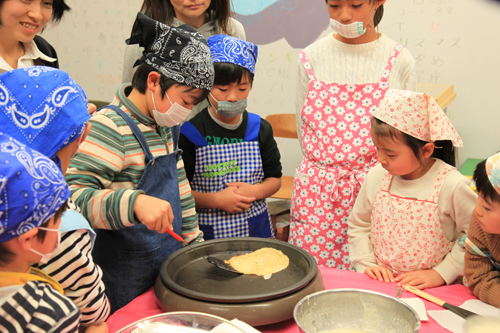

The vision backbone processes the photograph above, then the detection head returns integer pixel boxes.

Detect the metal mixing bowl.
[115,311,246,333]
[293,289,421,333]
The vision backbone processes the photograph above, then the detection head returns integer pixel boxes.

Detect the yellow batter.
[225,248,289,276]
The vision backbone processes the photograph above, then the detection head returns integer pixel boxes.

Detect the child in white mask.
[0,134,81,332]
[0,67,110,329]
[290,0,417,270]
[179,35,282,240]
[66,13,214,313]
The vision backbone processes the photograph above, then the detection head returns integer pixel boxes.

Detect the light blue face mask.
[209,93,247,118]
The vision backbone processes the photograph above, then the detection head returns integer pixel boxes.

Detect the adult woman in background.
[121,0,245,119]
[0,0,69,72]
[0,0,98,113]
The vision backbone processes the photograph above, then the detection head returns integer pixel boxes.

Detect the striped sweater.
[33,200,110,326]
[66,84,202,243]
[0,281,80,333]
[34,229,109,326]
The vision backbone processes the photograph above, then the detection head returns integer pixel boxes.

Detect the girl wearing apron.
[464,154,500,307]
[180,35,282,239]
[348,89,476,289]
[291,0,416,269]
[66,14,214,313]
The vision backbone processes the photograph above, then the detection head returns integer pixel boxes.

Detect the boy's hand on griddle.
[395,269,445,289]
[134,194,174,233]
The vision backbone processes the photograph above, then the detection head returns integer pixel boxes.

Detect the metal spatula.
[205,256,243,275]
[404,285,480,319]
[167,229,243,275]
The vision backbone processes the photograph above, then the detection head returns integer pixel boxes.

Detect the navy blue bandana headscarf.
[0,133,70,243]
[208,35,258,74]
[126,12,214,91]
[0,67,90,169]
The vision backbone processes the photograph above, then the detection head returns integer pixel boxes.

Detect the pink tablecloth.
[107,267,477,332]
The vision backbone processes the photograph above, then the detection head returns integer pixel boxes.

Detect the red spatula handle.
[167,228,184,242]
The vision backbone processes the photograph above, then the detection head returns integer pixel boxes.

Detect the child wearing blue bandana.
[0,67,110,328]
[179,35,282,240]
[0,133,81,333]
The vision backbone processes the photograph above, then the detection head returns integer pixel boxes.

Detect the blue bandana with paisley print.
[207,35,258,74]
[0,133,70,243]
[0,67,90,169]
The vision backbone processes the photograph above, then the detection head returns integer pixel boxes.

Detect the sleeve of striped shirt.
[35,230,110,326]
[177,155,204,244]
[66,114,143,230]
[0,281,81,333]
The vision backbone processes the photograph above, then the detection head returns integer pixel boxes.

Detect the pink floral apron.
[371,163,455,275]
[289,45,403,270]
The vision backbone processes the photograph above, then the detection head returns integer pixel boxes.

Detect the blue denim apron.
[180,112,273,240]
[92,105,183,313]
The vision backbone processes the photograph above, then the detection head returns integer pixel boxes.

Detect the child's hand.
[226,181,257,198]
[216,186,255,213]
[134,194,174,233]
[88,103,97,116]
[364,266,395,283]
[395,269,445,289]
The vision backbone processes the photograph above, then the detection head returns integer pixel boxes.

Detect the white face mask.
[329,5,377,39]
[151,90,191,127]
[27,227,61,264]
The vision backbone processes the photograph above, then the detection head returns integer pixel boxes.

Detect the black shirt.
[179,108,282,182]
[34,35,59,68]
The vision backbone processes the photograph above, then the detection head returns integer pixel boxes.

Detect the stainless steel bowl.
[293,289,420,333]
[115,311,246,333]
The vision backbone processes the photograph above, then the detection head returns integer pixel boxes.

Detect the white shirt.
[0,40,56,73]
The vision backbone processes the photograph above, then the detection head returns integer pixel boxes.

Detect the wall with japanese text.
[42,0,500,172]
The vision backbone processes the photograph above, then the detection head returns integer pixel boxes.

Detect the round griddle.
[154,270,325,327]
[159,237,318,303]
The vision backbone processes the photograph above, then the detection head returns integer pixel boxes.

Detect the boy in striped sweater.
[66,14,214,312]
[0,134,82,333]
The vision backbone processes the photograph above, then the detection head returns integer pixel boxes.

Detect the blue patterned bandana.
[0,67,90,164]
[207,35,258,74]
[0,133,70,243]
[127,13,214,91]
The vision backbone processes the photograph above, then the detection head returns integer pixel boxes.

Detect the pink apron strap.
[379,170,393,192]
[427,163,455,203]
[299,51,316,81]
[380,44,404,83]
